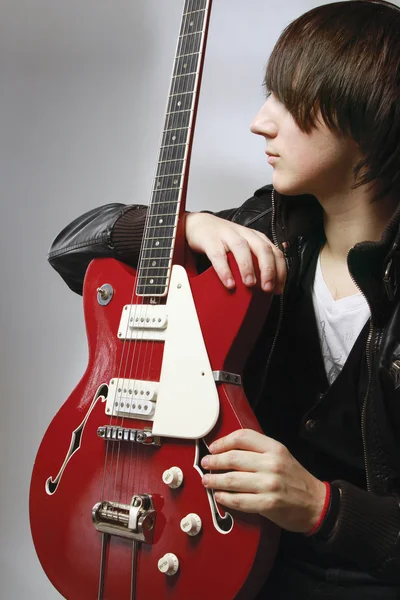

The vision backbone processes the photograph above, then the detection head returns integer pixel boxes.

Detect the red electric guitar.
[30,1,279,598]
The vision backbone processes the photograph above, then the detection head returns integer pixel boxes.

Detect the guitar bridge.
[92,494,156,544]
[97,426,161,446]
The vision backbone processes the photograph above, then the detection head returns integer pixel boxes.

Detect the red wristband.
[305,481,331,537]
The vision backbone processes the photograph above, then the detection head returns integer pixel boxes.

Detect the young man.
[49,1,400,597]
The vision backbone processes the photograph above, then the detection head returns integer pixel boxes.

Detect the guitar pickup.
[105,378,158,420]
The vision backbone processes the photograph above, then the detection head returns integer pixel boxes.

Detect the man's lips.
[266,151,279,165]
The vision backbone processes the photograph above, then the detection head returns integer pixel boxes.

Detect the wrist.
[305,481,331,537]
[305,481,341,539]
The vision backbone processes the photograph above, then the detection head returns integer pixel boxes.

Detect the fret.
[143,235,174,245]
[151,190,180,201]
[146,200,179,206]
[177,32,203,57]
[172,71,197,79]
[167,92,194,112]
[176,51,201,59]
[138,274,170,280]
[148,209,178,219]
[160,143,186,151]
[146,212,177,223]
[152,185,182,192]
[180,10,205,38]
[179,30,203,38]
[161,128,189,147]
[165,108,192,117]
[140,257,171,265]
[174,56,199,79]
[141,246,173,253]
[165,110,191,131]
[149,199,177,209]
[147,211,178,218]
[146,222,177,231]
[158,143,186,162]
[154,171,184,177]
[154,175,182,189]
[136,286,168,297]
[185,0,207,13]
[156,160,184,178]
[182,9,205,17]
[170,73,196,96]
[157,157,184,165]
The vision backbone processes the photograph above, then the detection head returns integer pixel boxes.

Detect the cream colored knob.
[180,513,202,536]
[162,466,183,489]
[158,553,179,576]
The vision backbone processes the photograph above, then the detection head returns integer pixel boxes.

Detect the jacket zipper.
[258,190,289,398]
[347,247,383,492]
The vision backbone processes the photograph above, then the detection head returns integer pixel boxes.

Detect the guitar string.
[98,1,210,594]
[115,0,208,514]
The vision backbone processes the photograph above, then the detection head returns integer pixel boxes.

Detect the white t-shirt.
[312,254,370,385]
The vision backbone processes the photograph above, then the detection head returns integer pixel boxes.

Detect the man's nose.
[250,101,278,138]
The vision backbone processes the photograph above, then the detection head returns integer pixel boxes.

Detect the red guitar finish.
[30,256,279,599]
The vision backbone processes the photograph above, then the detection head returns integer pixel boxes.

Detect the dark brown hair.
[265,0,400,198]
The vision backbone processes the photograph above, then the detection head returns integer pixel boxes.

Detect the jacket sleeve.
[47,203,249,295]
[313,480,400,582]
[48,203,148,295]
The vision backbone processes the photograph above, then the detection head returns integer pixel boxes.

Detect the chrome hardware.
[384,257,398,302]
[92,494,156,543]
[390,360,400,390]
[213,370,242,386]
[97,284,114,306]
[97,426,161,446]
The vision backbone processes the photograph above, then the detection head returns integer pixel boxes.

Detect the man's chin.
[272,174,312,197]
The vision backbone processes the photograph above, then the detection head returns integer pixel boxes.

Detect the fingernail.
[201,456,209,468]
[202,475,210,486]
[208,443,216,453]
[227,278,235,288]
[245,275,255,285]
[263,281,272,291]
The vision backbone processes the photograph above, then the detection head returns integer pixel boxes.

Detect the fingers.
[251,231,287,293]
[208,428,278,455]
[185,212,286,293]
[203,471,262,493]
[202,449,264,472]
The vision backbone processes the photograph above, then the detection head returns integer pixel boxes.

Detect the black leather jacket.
[49,184,400,581]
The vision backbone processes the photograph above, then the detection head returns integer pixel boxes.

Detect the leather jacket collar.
[272,188,400,328]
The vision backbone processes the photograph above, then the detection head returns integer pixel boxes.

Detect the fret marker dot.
[157,181,161,186]
[174,179,178,184]
[184,63,187,69]
[152,261,156,266]
[190,22,194,27]
[150,279,154,284]
[177,101,181,107]
[172,136,176,141]
[159,218,164,224]
[155,241,160,246]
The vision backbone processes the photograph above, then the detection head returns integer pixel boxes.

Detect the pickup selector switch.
[162,466,183,489]
[180,513,202,536]
[158,553,179,576]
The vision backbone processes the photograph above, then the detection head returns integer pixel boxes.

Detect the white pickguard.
[152,265,219,438]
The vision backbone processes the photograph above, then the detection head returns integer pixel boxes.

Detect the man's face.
[250,94,363,199]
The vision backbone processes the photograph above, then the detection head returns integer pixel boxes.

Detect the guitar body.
[30,257,279,600]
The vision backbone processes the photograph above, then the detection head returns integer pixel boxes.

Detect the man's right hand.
[185,212,286,294]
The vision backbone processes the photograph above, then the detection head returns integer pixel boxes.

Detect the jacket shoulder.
[230,184,274,233]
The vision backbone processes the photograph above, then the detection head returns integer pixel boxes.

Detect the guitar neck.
[136,0,213,297]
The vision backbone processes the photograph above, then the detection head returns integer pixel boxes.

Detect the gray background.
[2,0,398,598]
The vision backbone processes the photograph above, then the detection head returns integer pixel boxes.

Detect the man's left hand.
[201,429,326,533]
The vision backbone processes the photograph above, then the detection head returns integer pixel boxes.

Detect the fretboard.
[136,0,212,296]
